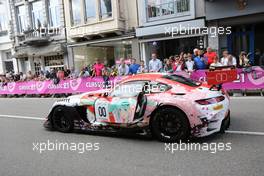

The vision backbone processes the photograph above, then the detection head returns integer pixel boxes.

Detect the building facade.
[205,0,264,65]
[9,0,68,75]
[0,0,15,75]
[136,0,206,63]
[63,0,139,73]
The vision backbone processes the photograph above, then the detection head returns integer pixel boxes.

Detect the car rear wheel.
[151,107,190,142]
[220,111,231,133]
[52,106,74,133]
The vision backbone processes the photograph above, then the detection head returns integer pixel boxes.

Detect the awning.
[68,35,135,47]
[14,44,66,58]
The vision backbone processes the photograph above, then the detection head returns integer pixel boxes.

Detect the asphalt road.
[0,97,263,176]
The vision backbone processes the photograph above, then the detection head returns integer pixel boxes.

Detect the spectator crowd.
[1,47,264,88]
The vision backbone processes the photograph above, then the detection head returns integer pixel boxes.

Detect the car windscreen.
[162,74,201,87]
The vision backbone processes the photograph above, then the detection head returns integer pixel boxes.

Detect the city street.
[0,97,263,176]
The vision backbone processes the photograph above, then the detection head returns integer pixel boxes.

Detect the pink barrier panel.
[0,67,263,95]
[0,77,118,95]
[191,66,264,90]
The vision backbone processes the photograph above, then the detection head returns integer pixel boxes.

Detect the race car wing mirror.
[103,92,109,97]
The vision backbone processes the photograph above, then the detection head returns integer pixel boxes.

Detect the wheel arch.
[150,104,191,130]
[48,105,85,128]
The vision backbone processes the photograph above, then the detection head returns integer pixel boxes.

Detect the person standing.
[221,50,237,66]
[149,53,162,72]
[129,58,140,75]
[137,60,148,73]
[118,58,129,76]
[185,53,194,74]
[194,50,207,70]
[164,59,173,73]
[239,51,250,67]
[209,56,223,69]
[204,47,217,66]
[93,58,105,77]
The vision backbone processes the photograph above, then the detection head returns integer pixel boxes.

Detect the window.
[100,0,112,19]
[70,0,82,26]
[5,61,14,73]
[31,1,44,28]
[44,55,64,66]
[17,5,28,32]
[85,0,96,21]
[48,0,61,27]
[0,3,8,33]
[147,0,190,19]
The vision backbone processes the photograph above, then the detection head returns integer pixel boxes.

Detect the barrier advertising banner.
[0,67,263,95]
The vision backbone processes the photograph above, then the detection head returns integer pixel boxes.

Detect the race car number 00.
[95,101,109,120]
[98,106,107,117]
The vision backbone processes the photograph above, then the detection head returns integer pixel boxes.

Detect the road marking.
[226,130,264,136]
[1,115,264,136]
[0,115,44,121]
[230,97,264,100]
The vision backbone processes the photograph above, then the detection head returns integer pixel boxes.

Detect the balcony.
[17,27,63,46]
[65,0,127,41]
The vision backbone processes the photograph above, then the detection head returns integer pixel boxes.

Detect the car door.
[94,81,147,124]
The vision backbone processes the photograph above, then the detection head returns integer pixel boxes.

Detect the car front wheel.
[52,106,74,133]
[151,107,190,142]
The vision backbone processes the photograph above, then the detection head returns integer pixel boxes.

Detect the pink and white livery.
[44,73,231,142]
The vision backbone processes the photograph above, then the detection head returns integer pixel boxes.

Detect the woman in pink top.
[93,58,105,77]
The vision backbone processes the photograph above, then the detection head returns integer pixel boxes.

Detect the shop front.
[212,14,264,66]
[136,19,206,64]
[69,36,139,73]
[205,0,264,66]
[140,36,204,62]
[14,44,68,74]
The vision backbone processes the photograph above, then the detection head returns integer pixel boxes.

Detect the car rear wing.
[206,66,238,91]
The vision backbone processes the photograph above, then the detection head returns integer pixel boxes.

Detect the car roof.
[120,73,165,83]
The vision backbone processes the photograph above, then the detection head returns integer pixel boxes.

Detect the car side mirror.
[103,92,109,97]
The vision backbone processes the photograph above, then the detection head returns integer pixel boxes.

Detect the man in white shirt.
[118,58,129,76]
[149,53,162,72]
[221,50,237,66]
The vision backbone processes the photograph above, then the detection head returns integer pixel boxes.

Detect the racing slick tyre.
[220,111,231,133]
[52,106,74,133]
[150,107,190,143]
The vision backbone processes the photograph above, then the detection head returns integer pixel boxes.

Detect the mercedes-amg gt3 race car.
[44,73,231,142]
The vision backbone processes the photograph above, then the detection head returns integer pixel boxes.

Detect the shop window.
[5,61,14,73]
[34,62,41,76]
[48,0,61,27]
[73,42,132,73]
[100,0,112,19]
[44,55,64,67]
[70,0,82,26]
